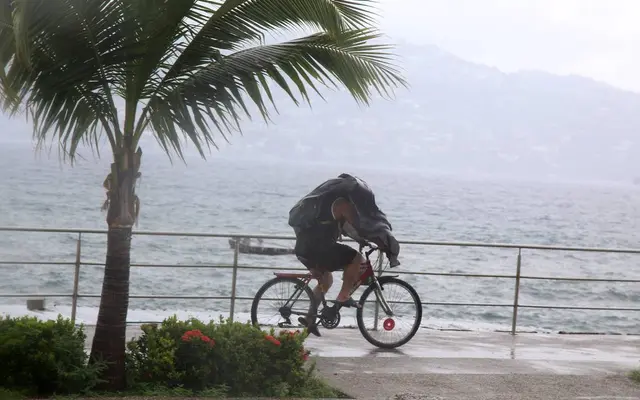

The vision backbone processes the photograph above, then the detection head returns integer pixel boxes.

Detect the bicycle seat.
[273,272,313,279]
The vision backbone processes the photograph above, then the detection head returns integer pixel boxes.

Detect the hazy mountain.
[220,41,640,182]
[3,42,640,182]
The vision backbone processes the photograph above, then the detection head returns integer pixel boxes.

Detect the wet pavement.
[304,328,640,399]
[302,328,640,371]
[82,326,640,399]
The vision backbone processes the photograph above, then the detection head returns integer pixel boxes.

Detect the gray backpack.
[288,173,385,232]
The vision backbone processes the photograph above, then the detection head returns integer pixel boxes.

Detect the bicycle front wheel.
[356,276,423,349]
[251,276,316,330]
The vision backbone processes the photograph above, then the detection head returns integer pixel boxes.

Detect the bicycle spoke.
[251,277,315,330]
[357,278,422,348]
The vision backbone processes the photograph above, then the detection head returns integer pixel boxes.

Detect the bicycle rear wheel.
[250,276,316,330]
[356,276,422,349]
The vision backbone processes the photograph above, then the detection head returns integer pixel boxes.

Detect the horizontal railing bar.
[224,297,447,306]
[227,297,640,311]
[518,305,640,311]
[74,262,300,269]
[3,260,637,284]
[87,263,640,283]
[75,294,232,300]
[0,261,75,266]
[77,262,305,270]
[234,265,305,271]
[519,275,640,283]
[397,241,640,253]
[4,226,640,254]
[131,264,236,269]
[0,227,107,235]
[230,296,510,307]
[406,302,511,307]
[231,265,518,279]
[0,294,71,297]
[402,271,515,279]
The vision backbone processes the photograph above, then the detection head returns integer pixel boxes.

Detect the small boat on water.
[228,237,295,256]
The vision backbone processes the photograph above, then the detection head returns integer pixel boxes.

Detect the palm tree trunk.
[89,225,132,390]
[89,146,142,390]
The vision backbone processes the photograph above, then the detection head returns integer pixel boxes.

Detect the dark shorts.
[295,241,359,272]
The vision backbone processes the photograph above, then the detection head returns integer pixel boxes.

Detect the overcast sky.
[377,0,640,92]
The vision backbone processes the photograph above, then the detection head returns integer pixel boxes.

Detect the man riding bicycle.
[288,173,400,336]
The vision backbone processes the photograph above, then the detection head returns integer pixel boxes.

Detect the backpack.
[288,173,389,232]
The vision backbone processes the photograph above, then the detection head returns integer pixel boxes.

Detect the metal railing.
[1,226,639,335]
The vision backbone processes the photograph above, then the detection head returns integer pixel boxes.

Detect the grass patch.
[288,376,351,399]
[2,377,350,399]
[50,384,228,398]
[0,388,27,400]
[631,369,640,383]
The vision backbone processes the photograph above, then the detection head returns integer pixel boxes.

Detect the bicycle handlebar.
[358,241,377,255]
[359,241,401,268]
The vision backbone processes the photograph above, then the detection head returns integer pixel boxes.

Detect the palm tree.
[0,0,405,390]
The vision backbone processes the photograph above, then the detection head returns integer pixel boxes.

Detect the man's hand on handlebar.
[359,241,401,268]
[358,241,372,252]
[388,255,401,268]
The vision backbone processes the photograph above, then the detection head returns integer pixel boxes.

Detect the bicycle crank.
[319,305,341,329]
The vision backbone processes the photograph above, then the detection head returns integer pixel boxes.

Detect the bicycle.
[250,242,423,349]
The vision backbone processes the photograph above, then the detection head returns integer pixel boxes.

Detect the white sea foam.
[0,304,549,333]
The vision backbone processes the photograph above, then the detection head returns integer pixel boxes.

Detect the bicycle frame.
[274,244,395,324]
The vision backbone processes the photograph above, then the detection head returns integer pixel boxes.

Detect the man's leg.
[297,270,328,337]
[336,252,365,303]
[310,269,333,303]
[294,262,330,337]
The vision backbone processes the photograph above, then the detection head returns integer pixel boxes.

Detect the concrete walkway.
[83,326,640,399]
[307,328,640,399]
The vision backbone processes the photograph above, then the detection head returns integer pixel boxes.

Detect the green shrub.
[631,369,640,383]
[0,315,105,396]
[125,315,313,396]
[0,387,26,400]
[124,317,214,390]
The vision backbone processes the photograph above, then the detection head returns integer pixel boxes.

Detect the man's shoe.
[334,297,362,309]
[298,316,321,337]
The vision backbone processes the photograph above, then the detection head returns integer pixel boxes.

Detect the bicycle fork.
[370,278,394,317]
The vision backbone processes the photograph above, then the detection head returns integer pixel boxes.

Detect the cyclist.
[288,173,400,336]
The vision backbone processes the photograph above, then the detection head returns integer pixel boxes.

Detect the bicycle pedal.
[277,317,293,328]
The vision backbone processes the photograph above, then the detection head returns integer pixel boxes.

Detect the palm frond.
[140,28,405,160]
[0,1,13,82]
[113,0,205,103]
[0,0,149,160]
[133,0,385,139]
[0,0,404,166]
[162,0,380,79]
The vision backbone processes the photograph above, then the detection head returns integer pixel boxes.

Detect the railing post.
[229,237,240,322]
[511,247,522,335]
[71,232,82,324]
[373,250,384,331]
